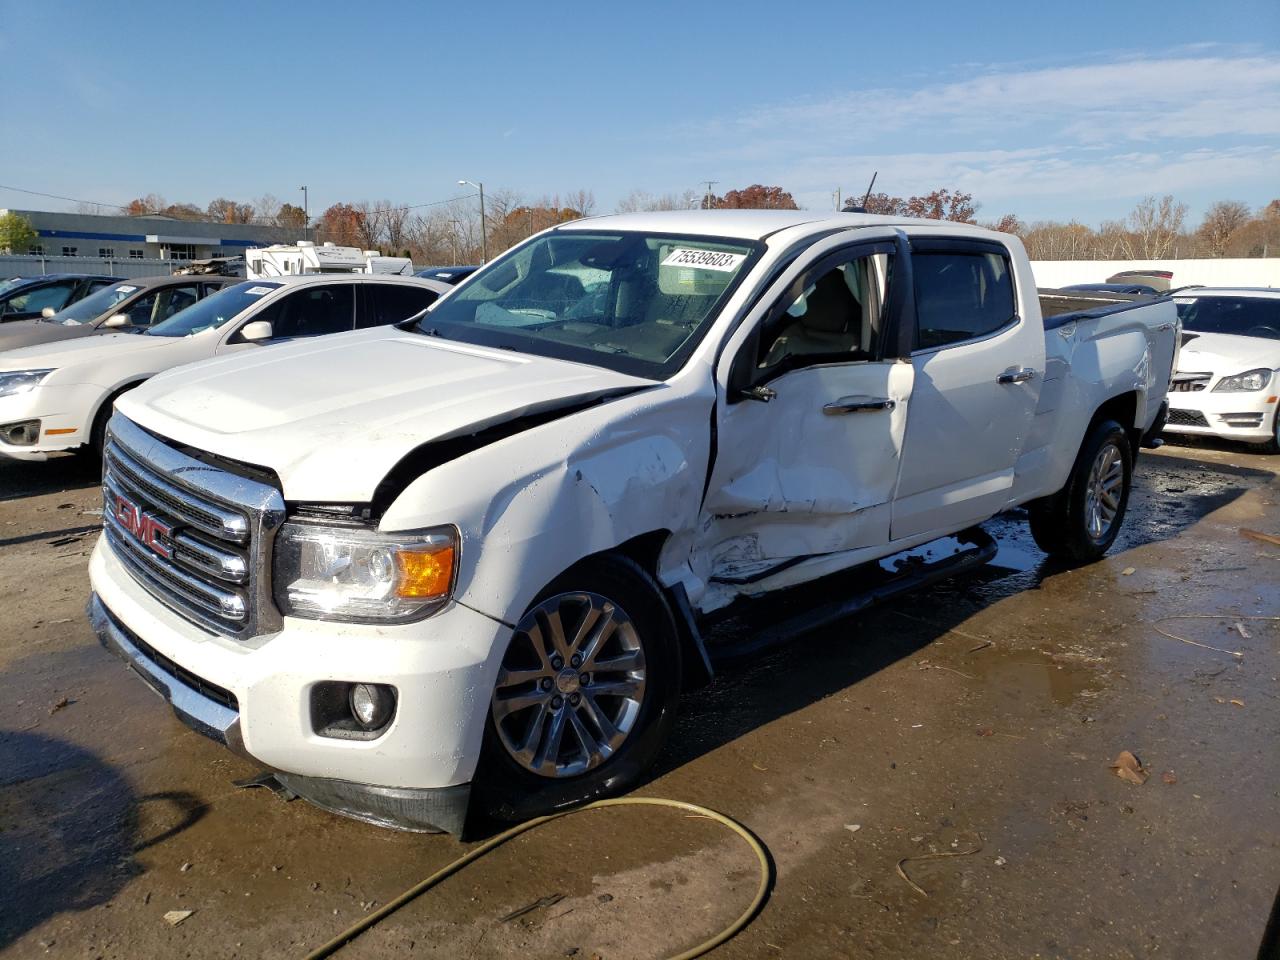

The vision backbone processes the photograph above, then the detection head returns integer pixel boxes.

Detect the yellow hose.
[302,796,772,960]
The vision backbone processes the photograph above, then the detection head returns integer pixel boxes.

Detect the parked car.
[0,274,448,457]
[1163,288,1280,452]
[416,265,480,284]
[0,275,237,352]
[87,211,1177,835]
[1062,282,1160,297]
[0,274,116,323]
[1108,269,1173,292]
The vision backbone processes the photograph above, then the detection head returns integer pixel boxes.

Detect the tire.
[86,386,136,460]
[1028,418,1133,563]
[474,554,682,823]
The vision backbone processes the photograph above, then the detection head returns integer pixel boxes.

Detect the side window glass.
[123,291,160,326]
[362,284,440,328]
[270,285,356,339]
[913,251,1015,351]
[757,252,891,372]
[152,285,200,324]
[12,282,76,313]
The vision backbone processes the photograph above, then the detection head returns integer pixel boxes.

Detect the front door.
[693,234,915,588]
[890,236,1044,540]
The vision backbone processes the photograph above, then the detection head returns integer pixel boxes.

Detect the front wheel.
[1028,418,1133,563]
[474,554,682,823]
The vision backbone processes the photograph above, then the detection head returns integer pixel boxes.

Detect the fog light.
[1,419,40,446]
[349,682,394,730]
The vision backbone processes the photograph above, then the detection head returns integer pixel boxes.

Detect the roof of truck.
[564,209,1007,242]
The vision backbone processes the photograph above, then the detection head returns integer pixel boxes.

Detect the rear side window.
[913,251,1015,350]
[263,284,356,339]
[362,283,440,328]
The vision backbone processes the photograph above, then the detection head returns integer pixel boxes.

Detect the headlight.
[273,522,457,623]
[1213,368,1273,392]
[0,369,54,398]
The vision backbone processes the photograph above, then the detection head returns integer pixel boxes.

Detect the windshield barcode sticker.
[661,248,747,272]
[116,285,138,293]
[1173,297,1196,304]
[245,286,274,295]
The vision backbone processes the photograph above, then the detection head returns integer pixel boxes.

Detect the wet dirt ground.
[1,438,1277,959]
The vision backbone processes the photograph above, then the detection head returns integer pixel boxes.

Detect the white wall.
[1031,258,1280,290]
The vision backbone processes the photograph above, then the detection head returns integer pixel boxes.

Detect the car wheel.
[474,554,682,823]
[1028,418,1133,563]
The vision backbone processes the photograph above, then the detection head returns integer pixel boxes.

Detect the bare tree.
[1197,200,1252,258]
[1123,195,1186,259]
[616,189,698,212]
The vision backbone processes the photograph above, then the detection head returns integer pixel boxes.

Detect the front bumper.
[90,535,511,834]
[0,384,99,459]
[1165,388,1278,443]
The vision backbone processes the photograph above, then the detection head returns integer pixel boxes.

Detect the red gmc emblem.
[113,493,173,559]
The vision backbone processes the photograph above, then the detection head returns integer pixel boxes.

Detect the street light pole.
[299,185,309,241]
[458,179,486,263]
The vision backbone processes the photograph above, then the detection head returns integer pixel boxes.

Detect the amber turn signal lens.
[393,544,455,599]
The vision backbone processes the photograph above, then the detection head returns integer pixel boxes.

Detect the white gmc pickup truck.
[89,211,1177,835]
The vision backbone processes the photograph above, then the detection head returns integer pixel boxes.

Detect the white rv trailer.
[246,241,413,279]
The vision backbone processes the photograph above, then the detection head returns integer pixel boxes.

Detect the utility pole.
[458,180,487,262]
[448,219,461,266]
[834,187,842,211]
[299,185,309,241]
[702,180,718,210]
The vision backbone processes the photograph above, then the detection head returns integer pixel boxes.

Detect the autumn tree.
[276,203,307,232]
[842,187,975,222]
[1197,200,1252,258]
[317,203,362,247]
[123,194,167,216]
[986,214,1025,235]
[207,197,255,223]
[710,184,798,209]
[0,212,36,253]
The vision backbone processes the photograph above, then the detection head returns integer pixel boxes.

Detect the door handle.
[997,367,1036,385]
[823,395,896,415]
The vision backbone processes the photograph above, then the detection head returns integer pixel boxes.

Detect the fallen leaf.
[48,697,69,716]
[1234,623,1252,640]
[752,762,768,771]
[977,727,994,737]
[1161,771,1177,785]
[1109,750,1148,785]
[163,910,194,926]
[844,824,862,833]
[1239,528,1280,548]
[1121,567,1136,576]
[1230,699,1245,707]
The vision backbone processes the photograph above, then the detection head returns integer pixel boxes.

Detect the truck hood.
[1177,331,1280,375]
[118,329,655,502]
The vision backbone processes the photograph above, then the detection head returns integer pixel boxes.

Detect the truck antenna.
[860,171,878,210]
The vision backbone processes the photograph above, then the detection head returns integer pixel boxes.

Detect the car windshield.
[1176,296,1280,340]
[0,277,27,296]
[146,281,282,337]
[47,282,141,325]
[416,231,761,377]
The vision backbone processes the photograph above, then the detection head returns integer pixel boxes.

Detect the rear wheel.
[1028,418,1133,562]
[474,555,681,823]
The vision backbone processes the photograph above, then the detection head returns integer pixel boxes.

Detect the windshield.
[1176,296,1280,341]
[48,282,140,325]
[146,281,281,337]
[417,231,761,377]
[0,277,26,297]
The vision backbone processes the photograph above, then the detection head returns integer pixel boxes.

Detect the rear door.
[890,236,1044,540]
[694,232,915,583]
[359,282,441,328]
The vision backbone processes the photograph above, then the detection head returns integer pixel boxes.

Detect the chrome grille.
[102,414,285,640]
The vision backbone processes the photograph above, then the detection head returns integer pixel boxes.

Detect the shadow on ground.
[0,729,207,948]
[0,453,99,501]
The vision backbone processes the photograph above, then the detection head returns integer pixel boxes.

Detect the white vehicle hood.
[0,331,179,376]
[118,329,655,502]
[1176,331,1280,376]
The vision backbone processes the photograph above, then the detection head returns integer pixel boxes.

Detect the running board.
[703,527,997,663]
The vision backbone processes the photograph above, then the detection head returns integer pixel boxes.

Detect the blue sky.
[1,0,1277,225]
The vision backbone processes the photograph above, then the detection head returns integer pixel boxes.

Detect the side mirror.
[41,307,56,319]
[240,320,273,342]
[102,313,130,328]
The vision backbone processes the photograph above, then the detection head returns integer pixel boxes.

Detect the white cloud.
[678,52,1280,220]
